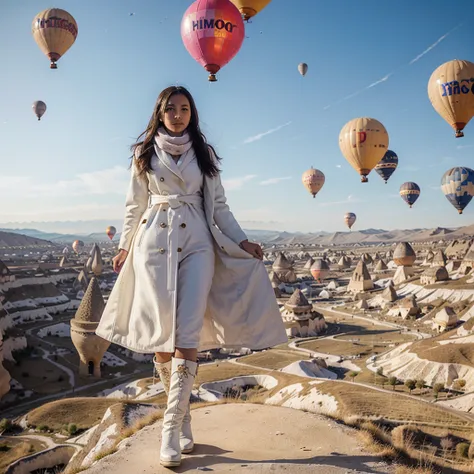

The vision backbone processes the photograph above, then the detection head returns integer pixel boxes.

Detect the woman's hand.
[113,249,129,273]
[239,240,263,260]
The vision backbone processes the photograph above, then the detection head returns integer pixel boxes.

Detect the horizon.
[2,1,474,233]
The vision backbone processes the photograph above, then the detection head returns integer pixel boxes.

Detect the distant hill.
[1,222,473,248]
[0,231,57,248]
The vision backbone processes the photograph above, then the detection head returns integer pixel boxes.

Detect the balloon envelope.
[72,239,84,254]
[375,150,398,183]
[298,62,308,76]
[441,167,474,214]
[230,0,272,20]
[32,8,78,69]
[400,182,420,208]
[339,117,389,182]
[344,212,357,230]
[428,59,474,138]
[302,167,325,198]
[181,0,245,81]
[32,101,47,120]
[106,226,117,240]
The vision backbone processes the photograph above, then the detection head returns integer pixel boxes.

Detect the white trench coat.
[96,147,288,353]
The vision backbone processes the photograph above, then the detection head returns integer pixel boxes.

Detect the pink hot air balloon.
[181,0,245,82]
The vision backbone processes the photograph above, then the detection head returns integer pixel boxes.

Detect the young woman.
[96,86,287,467]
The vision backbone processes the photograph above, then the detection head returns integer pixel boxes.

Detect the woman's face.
[162,94,192,136]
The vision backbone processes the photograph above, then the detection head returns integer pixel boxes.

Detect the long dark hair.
[132,86,221,178]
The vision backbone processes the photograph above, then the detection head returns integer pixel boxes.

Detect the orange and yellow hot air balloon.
[302,167,325,198]
[230,0,272,21]
[106,226,117,241]
[428,59,474,138]
[339,117,389,183]
[72,239,84,254]
[32,8,78,69]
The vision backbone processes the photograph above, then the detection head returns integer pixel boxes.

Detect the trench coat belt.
[149,194,204,291]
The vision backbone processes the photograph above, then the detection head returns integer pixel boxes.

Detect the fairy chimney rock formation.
[90,243,104,276]
[393,242,416,267]
[281,289,327,338]
[303,257,315,270]
[431,250,447,267]
[338,255,351,269]
[382,285,398,302]
[272,252,297,283]
[374,259,388,273]
[347,260,374,293]
[70,277,110,378]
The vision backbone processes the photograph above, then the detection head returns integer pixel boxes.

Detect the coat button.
[159,177,165,182]
[177,247,182,252]
[160,222,167,228]
[180,223,186,228]
[158,248,165,254]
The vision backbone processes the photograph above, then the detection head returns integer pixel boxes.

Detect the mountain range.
[0,222,473,248]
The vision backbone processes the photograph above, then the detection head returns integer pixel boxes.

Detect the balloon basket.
[458,209,463,215]
[208,74,217,82]
[50,62,57,69]
[455,130,464,138]
[361,176,368,183]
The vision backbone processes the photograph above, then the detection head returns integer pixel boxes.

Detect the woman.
[96,86,287,468]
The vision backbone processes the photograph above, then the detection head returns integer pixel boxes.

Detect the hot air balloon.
[339,117,389,182]
[302,167,325,198]
[375,150,398,184]
[400,182,420,208]
[32,9,78,69]
[32,101,47,121]
[230,0,272,21]
[106,226,117,240]
[441,167,474,214]
[72,239,84,254]
[344,212,357,230]
[181,0,245,82]
[298,63,308,76]
[428,59,474,138]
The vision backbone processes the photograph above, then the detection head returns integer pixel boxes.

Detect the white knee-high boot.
[153,357,194,454]
[159,358,197,467]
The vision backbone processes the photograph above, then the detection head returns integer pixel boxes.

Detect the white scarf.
[154,127,193,156]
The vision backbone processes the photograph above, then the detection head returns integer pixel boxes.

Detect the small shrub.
[433,383,444,399]
[415,379,425,392]
[38,424,49,432]
[440,436,454,453]
[68,423,78,435]
[388,376,398,390]
[376,367,384,376]
[0,443,10,452]
[405,379,416,394]
[0,418,12,432]
[456,442,469,458]
[349,371,359,382]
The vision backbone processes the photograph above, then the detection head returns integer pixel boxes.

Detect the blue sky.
[1,0,474,233]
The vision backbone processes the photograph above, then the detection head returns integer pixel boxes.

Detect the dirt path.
[82,404,393,474]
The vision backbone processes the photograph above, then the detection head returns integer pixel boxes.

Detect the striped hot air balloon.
[441,167,474,214]
[400,182,420,208]
[375,150,398,184]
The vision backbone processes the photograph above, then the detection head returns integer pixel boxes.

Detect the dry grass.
[238,350,308,370]
[27,397,138,432]
[94,446,118,461]
[316,382,471,428]
[0,439,39,472]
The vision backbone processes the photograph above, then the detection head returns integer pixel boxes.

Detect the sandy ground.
[82,404,393,474]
